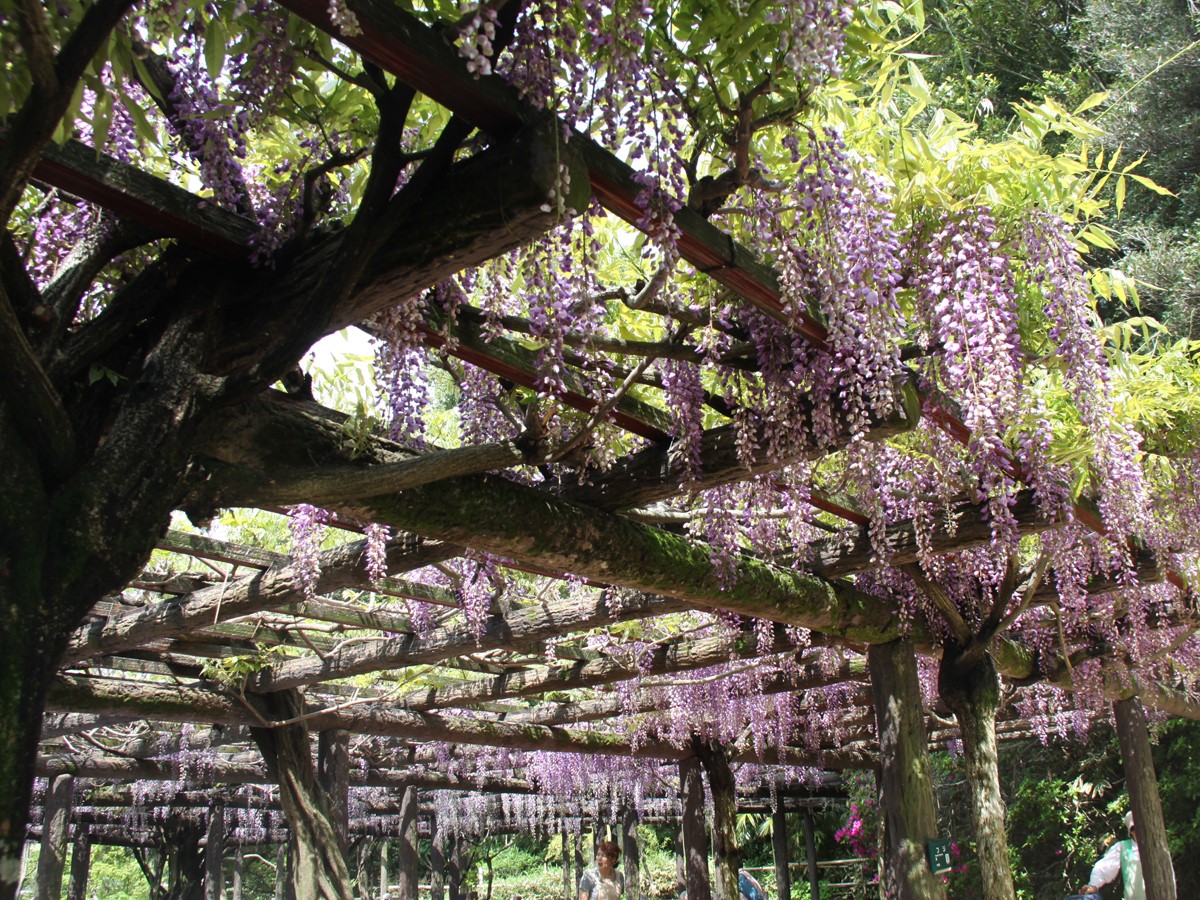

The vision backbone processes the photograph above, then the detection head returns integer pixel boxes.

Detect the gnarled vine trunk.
[868,640,945,900]
[250,690,354,900]
[939,649,1015,900]
[695,741,740,900]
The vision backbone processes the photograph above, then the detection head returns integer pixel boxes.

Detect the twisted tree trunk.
[250,689,354,900]
[939,649,1014,900]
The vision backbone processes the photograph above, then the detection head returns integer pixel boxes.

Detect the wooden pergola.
[12,2,1193,899]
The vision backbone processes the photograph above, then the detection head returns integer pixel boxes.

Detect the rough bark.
[939,651,1014,900]
[249,690,353,900]
[771,808,790,900]
[695,743,739,900]
[1114,696,1176,899]
[48,674,873,768]
[622,806,640,900]
[34,773,73,900]
[868,640,945,900]
[394,786,419,900]
[66,825,91,900]
[802,813,819,900]
[317,729,351,860]
[679,754,712,900]
[204,804,225,900]
[166,822,206,900]
[431,818,446,900]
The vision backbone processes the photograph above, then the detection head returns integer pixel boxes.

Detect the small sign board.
[927,838,953,874]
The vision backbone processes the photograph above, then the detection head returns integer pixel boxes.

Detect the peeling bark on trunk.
[1114,696,1176,899]
[679,754,712,900]
[939,651,1014,900]
[250,690,353,900]
[868,640,945,900]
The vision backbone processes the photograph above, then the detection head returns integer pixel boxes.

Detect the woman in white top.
[578,840,624,900]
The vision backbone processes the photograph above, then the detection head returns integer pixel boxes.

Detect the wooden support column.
[431,817,446,900]
[378,843,389,900]
[802,812,819,900]
[622,806,640,900]
[674,828,686,896]
[232,848,244,900]
[34,773,73,900]
[66,825,91,900]
[206,802,226,900]
[695,742,739,900]
[678,754,712,900]
[274,844,286,900]
[1114,696,1177,899]
[572,830,583,895]
[448,835,466,900]
[317,729,351,860]
[869,640,946,900]
[770,808,790,900]
[561,828,571,900]
[395,785,419,900]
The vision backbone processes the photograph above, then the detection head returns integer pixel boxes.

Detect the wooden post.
[431,817,446,900]
[771,807,790,900]
[695,743,739,900]
[395,785,419,900]
[66,825,91,900]
[674,828,686,896]
[232,848,244,900]
[35,773,73,900]
[621,806,640,900]
[274,844,287,900]
[869,640,946,900]
[448,835,466,900]
[206,802,225,900]
[379,842,389,900]
[572,830,583,895]
[561,827,572,900]
[678,754,712,900]
[1114,696,1177,899]
[802,812,819,900]
[318,729,351,860]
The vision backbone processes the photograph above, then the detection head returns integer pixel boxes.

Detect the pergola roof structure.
[7,2,1197,898]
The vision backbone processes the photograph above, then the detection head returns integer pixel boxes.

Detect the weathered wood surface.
[869,640,946,900]
[1114,696,1177,900]
[679,755,712,900]
[33,774,73,900]
[47,676,874,769]
[63,533,451,663]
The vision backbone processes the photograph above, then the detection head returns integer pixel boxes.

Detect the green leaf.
[1115,175,1126,214]
[205,19,227,78]
[1073,92,1108,114]
[1129,174,1176,197]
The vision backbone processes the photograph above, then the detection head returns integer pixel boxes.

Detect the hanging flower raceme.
[774,130,906,448]
[1023,212,1153,544]
[907,207,1025,546]
[287,503,332,599]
